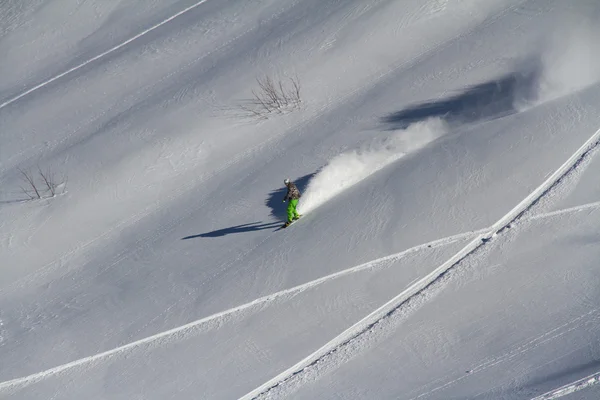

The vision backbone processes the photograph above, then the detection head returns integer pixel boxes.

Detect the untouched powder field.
[1,0,600,399]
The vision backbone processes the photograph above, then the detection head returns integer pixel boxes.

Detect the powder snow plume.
[515,21,600,110]
[298,118,447,214]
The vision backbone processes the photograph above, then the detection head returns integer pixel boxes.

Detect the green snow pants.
[287,198,300,222]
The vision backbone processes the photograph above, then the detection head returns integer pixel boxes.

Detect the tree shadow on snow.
[265,172,314,221]
[181,221,282,239]
[381,65,540,130]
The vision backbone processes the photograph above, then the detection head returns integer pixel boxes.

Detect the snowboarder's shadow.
[182,221,281,239]
[182,173,315,239]
[265,172,314,221]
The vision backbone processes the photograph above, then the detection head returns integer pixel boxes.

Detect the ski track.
[2,197,600,393]
[240,126,600,400]
[0,230,477,392]
[530,370,600,400]
[0,0,212,111]
[529,201,600,221]
[408,309,600,400]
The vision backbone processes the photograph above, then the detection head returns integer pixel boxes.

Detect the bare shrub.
[18,167,41,200]
[17,166,67,200]
[38,165,66,197]
[240,75,301,118]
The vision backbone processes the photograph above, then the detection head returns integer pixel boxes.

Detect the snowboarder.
[282,178,301,227]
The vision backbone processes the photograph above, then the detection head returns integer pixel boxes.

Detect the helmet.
[284,178,290,185]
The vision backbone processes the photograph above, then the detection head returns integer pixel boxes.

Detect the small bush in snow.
[240,75,301,118]
[18,166,67,200]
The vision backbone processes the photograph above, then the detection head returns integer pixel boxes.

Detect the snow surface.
[1,0,600,399]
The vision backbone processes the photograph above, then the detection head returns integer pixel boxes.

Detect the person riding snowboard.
[282,178,301,227]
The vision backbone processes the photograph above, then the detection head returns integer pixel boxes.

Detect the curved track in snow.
[0,229,478,392]
[240,127,600,399]
[1,196,600,393]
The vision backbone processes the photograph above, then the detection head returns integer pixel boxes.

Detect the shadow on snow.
[523,358,600,393]
[182,173,315,239]
[181,221,281,239]
[381,67,540,130]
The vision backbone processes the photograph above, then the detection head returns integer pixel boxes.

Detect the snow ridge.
[240,126,600,400]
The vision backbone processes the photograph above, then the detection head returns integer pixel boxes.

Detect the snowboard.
[279,215,302,230]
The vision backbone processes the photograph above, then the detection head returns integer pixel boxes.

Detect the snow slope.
[1,0,600,399]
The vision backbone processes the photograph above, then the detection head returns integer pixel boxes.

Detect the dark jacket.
[284,182,301,200]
